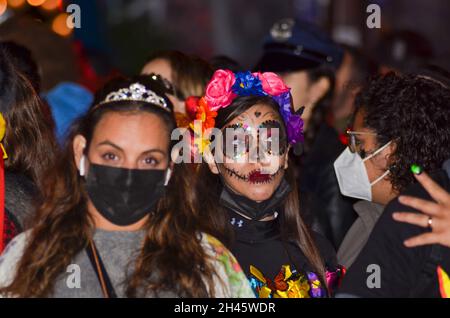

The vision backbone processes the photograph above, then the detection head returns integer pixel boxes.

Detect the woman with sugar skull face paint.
[190,70,345,298]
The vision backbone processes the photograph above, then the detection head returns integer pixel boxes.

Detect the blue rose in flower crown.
[231,71,266,97]
[189,69,305,148]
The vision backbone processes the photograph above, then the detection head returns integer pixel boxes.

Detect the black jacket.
[338,166,450,297]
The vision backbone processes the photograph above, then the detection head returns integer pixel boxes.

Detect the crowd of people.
[0,17,449,298]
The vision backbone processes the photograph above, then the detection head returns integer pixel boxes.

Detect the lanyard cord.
[86,240,117,298]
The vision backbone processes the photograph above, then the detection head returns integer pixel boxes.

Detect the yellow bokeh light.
[0,0,6,16]
[41,0,59,10]
[7,0,25,8]
[27,0,46,6]
[52,13,73,37]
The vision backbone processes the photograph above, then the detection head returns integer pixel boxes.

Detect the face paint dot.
[255,111,261,118]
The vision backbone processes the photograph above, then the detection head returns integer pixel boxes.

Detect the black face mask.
[85,164,169,226]
[219,177,292,221]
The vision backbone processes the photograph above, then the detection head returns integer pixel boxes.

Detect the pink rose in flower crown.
[254,72,290,96]
[205,69,237,111]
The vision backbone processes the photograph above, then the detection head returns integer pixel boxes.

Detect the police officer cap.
[255,18,344,73]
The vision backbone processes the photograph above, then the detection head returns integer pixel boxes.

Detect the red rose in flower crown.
[254,72,290,96]
[185,96,200,119]
[204,69,237,111]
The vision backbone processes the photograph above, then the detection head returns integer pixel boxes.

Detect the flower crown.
[187,69,304,152]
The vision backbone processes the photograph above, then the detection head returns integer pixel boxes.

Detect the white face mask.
[333,141,392,201]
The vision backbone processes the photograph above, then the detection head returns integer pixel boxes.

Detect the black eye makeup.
[258,120,287,156]
[222,123,252,160]
[221,119,288,160]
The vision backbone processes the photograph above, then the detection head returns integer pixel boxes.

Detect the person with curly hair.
[335,72,450,269]
[333,72,450,297]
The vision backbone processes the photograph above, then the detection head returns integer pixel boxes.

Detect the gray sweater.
[0,229,178,297]
[50,229,181,297]
[0,229,255,298]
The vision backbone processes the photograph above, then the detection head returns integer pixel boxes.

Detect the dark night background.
[0,0,448,90]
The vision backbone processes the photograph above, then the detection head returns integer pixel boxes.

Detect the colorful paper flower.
[231,71,266,96]
[187,98,217,155]
[0,113,5,141]
[255,72,290,96]
[189,69,305,148]
[307,272,326,298]
[249,264,327,298]
[185,96,200,119]
[285,278,311,298]
[204,69,237,111]
[0,113,7,159]
[438,266,450,298]
[326,265,346,292]
[272,92,304,144]
[189,97,217,133]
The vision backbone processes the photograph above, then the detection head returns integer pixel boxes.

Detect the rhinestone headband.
[95,82,169,111]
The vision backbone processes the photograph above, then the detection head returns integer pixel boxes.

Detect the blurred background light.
[52,12,72,36]
[27,0,46,7]
[0,0,7,16]
[41,0,60,11]
[7,0,25,8]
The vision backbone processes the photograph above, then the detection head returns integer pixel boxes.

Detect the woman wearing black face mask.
[190,70,344,298]
[0,75,254,298]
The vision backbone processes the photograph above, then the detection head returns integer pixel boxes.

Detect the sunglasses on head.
[148,73,185,101]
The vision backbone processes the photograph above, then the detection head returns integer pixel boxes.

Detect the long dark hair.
[194,95,327,287]
[0,47,57,189]
[0,76,218,297]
